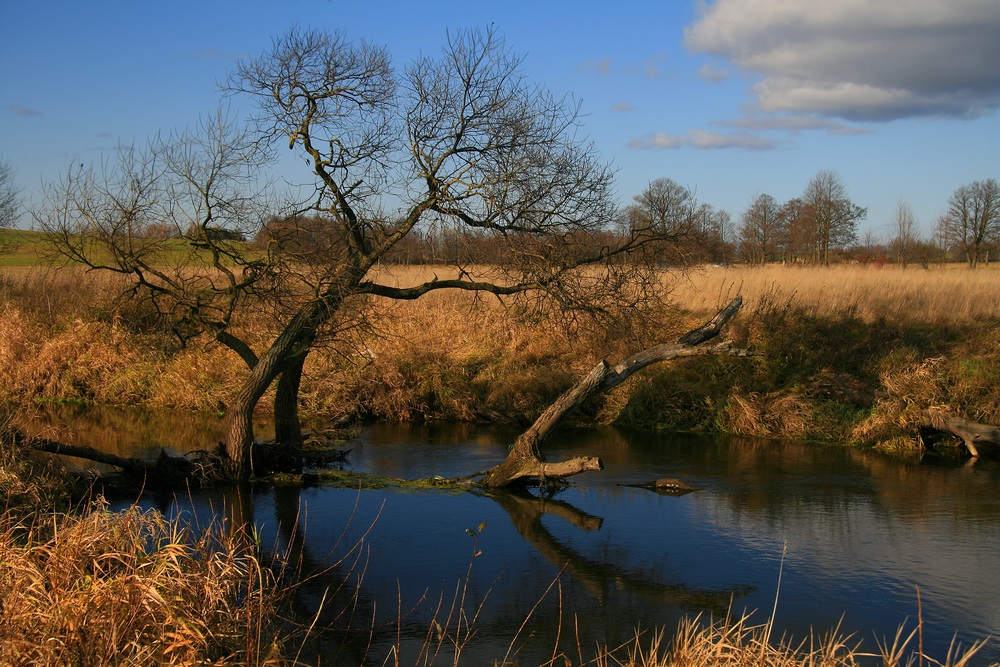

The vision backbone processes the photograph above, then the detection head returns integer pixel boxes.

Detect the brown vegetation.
[4,262,1000,457]
[0,431,303,666]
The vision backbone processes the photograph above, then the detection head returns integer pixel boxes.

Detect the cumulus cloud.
[718,113,870,135]
[628,130,777,150]
[684,0,1000,121]
[612,101,636,112]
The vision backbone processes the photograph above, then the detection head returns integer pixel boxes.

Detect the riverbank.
[3,263,1000,455]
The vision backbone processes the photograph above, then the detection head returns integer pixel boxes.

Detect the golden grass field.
[674,263,1000,324]
[3,252,1000,462]
[371,261,1000,325]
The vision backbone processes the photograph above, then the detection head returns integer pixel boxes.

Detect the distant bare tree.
[624,178,700,263]
[706,207,736,264]
[0,158,20,228]
[801,170,867,264]
[781,197,810,262]
[738,193,786,265]
[938,179,1000,268]
[854,227,885,265]
[889,200,919,268]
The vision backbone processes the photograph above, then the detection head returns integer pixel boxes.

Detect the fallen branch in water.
[926,406,1000,457]
[479,296,752,488]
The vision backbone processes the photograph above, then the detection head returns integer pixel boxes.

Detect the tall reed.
[0,424,301,666]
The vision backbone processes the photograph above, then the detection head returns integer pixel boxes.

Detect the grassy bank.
[3,261,1000,453]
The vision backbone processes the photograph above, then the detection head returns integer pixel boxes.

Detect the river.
[20,405,1000,665]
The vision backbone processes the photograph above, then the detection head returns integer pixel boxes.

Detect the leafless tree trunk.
[927,406,1000,457]
[480,297,749,487]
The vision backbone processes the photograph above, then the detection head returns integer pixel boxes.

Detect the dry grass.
[5,262,1000,448]
[0,427,303,667]
[595,612,988,667]
[670,263,1000,325]
[0,502,292,666]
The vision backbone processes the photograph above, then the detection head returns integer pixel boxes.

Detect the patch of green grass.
[0,228,261,268]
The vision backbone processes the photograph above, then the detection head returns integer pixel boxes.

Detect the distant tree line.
[737,170,867,266]
[738,174,1000,269]
[47,152,997,270]
[250,173,997,269]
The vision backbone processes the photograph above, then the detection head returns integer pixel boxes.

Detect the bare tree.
[800,170,867,264]
[39,28,672,480]
[854,227,884,264]
[938,179,1000,268]
[889,200,919,268]
[624,178,701,264]
[738,193,786,265]
[0,158,20,228]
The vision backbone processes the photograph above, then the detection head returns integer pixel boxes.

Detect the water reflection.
[21,407,1000,665]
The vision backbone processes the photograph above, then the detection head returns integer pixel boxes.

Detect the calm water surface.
[22,407,1000,665]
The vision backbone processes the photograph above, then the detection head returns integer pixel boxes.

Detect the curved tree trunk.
[222,300,329,478]
[272,351,307,471]
[481,296,749,487]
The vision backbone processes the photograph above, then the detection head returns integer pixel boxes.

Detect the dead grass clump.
[299,293,588,423]
[599,612,987,667]
[26,319,162,406]
[613,614,859,667]
[723,392,812,440]
[0,305,42,401]
[0,500,290,666]
[853,353,947,447]
[147,345,247,413]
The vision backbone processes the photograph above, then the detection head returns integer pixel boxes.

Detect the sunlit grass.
[671,263,1000,325]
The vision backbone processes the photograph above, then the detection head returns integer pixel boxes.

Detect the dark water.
[20,407,1000,665]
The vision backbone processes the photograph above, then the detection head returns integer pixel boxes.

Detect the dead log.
[14,429,208,486]
[18,432,155,475]
[926,406,1000,457]
[480,296,751,487]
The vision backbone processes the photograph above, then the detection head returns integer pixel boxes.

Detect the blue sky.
[2,0,998,237]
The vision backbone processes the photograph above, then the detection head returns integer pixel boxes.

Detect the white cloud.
[684,0,1000,121]
[612,101,636,112]
[628,132,685,149]
[628,129,777,151]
